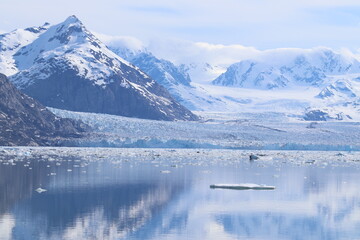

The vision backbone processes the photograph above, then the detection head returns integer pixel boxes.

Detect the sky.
[1,0,360,50]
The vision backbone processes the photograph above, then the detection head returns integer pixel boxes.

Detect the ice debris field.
[50,108,360,151]
[2,147,360,170]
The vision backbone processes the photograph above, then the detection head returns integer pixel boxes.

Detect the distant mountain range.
[209,48,360,120]
[0,16,198,121]
[212,48,360,89]
[2,16,360,122]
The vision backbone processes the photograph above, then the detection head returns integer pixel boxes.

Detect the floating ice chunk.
[210,183,275,190]
[35,188,47,193]
[160,170,171,174]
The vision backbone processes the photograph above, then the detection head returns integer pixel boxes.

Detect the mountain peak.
[59,15,85,32]
[8,17,198,121]
[64,15,82,24]
[41,15,90,46]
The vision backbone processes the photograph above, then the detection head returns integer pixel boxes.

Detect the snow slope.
[0,23,49,76]
[11,15,140,88]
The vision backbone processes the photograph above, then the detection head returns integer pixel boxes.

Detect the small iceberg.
[210,183,275,190]
[35,188,47,193]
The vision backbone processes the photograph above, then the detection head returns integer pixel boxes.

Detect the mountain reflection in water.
[0,148,360,240]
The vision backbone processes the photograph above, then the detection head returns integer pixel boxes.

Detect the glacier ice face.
[50,108,360,151]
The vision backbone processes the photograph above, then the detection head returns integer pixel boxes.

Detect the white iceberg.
[35,188,47,193]
[210,183,275,190]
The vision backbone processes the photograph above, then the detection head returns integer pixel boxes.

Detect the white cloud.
[148,38,260,66]
[1,0,360,49]
[94,32,145,52]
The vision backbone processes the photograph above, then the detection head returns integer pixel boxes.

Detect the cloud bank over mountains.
[2,0,360,49]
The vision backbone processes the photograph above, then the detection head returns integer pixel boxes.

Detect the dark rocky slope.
[0,74,86,146]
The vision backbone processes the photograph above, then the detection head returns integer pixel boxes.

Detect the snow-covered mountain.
[130,52,191,87]
[304,76,360,120]
[213,48,360,89]
[3,17,360,121]
[317,77,360,101]
[107,41,194,102]
[108,42,360,117]
[2,16,197,121]
[179,62,225,84]
[107,42,224,110]
[0,23,50,76]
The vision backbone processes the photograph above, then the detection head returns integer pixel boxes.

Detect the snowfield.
[50,108,360,151]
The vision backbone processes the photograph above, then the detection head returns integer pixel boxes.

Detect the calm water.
[0,148,360,240]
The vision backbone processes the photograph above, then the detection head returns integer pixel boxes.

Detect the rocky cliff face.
[0,74,86,146]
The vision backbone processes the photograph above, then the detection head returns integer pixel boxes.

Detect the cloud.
[127,6,181,15]
[148,39,260,66]
[94,32,145,51]
[1,0,360,49]
[100,32,360,71]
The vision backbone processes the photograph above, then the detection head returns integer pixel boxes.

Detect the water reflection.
[0,150,360,239]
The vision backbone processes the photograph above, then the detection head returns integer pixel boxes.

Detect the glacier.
[50,108,360,151]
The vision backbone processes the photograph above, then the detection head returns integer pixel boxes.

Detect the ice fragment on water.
[210,183,275,190]
[35,188,47,193]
